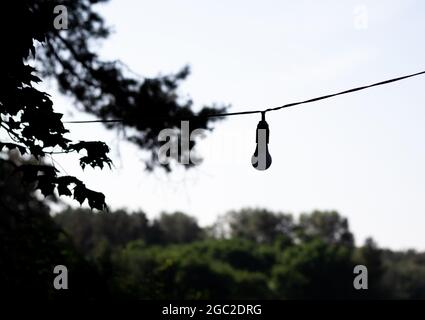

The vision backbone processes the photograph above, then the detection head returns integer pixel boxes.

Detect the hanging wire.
[63,69,425,124]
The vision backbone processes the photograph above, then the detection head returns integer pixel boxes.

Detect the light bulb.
[251,112,272,170]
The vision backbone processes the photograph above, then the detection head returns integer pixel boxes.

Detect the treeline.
[2,157,425,300]
[51,208,425,300]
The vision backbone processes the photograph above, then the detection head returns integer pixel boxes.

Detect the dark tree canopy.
[0,0,225,209]
[216,208,295,244]
[54,206,405,299]
[152,212,204,244]
[0,154,106,299]
[297,211,354,247]
[36,0,227,171]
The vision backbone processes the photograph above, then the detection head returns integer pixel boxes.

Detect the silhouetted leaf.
[86,189,107,211]
[71,141,112,170]
[37,175,56,197]
[56,175,82,197]
[73,183,87,206]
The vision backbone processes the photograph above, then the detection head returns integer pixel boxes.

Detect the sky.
[43,0,425,250]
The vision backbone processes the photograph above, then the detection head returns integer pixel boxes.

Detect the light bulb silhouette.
[251,112,272,170]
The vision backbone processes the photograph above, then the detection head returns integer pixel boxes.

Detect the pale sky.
[44,0,425,250]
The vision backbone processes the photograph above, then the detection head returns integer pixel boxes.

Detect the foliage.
[2,186,425,300]
[214,208,295,245]
[297,210,354,247]
[380,249,425,299]
[0,155,106,300]
[271,240,354,299]
[53,207,415,300]
[0,0,226,211]
[1,153,424,300]
[55,207,151,256]
[0,1,113,209]
[110,240,274,299]
[36,0,227,171]
[151,212,205,244]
